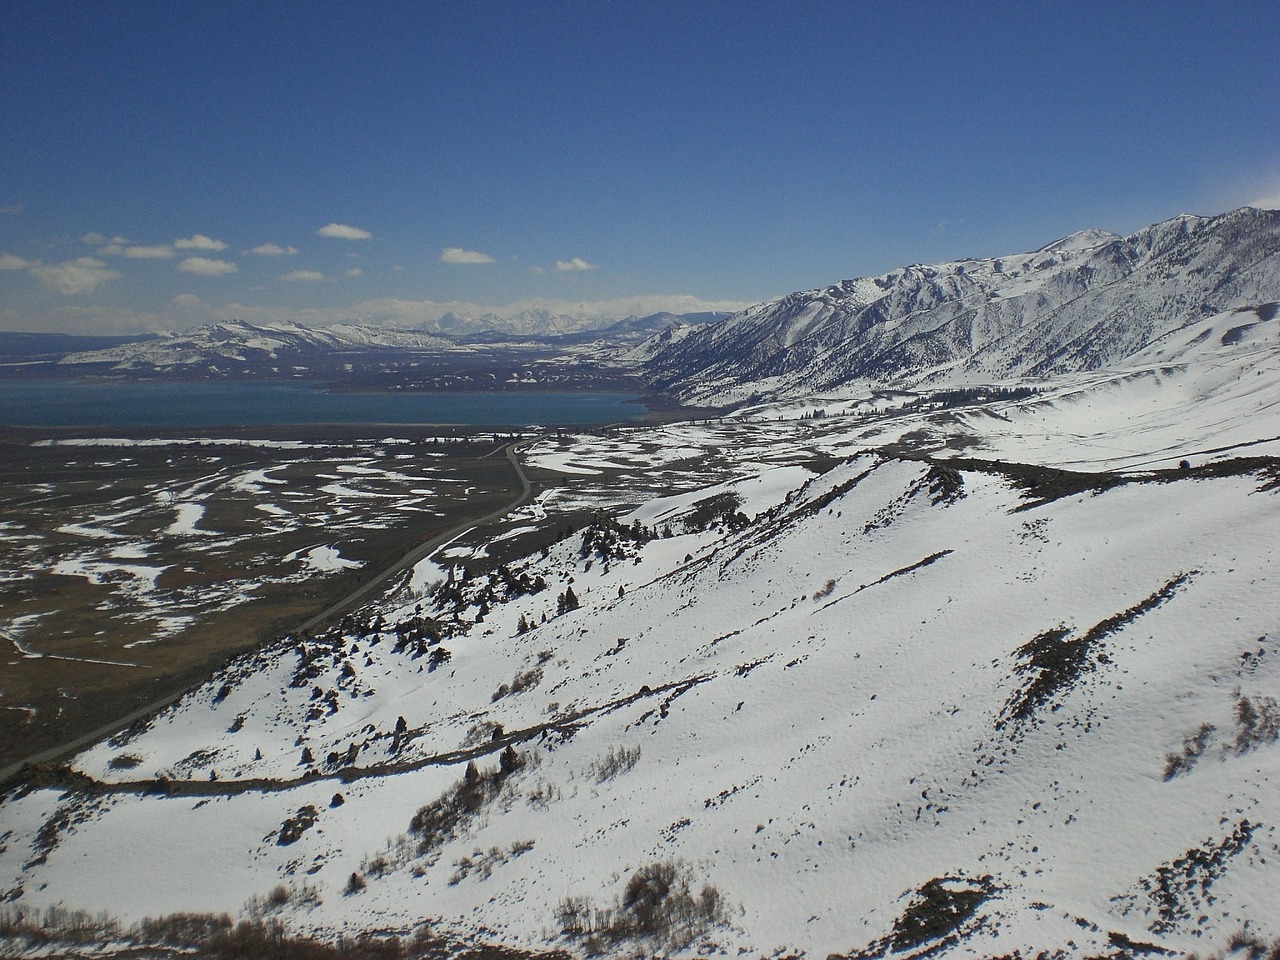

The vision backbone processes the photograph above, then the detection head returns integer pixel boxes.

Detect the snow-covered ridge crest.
[645,206,1280,405]
[56,318,458,369]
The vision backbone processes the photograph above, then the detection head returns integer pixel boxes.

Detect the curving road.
[0,438,539,787]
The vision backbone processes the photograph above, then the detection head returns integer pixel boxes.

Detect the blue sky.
[2,1,1278,334]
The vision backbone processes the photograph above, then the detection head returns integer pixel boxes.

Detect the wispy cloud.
[3,252,122,294]
[1250,188,1280,210]
[280,269,325,282]
[247,243,299,256]
[212,293,751,329]
[5,288,753,336]
[345,267,363,277]
[317,223,372,240]
[0,204,22,215]
[124,244,176,259]
[174,233,228,251]
[441,247,495,264]
[177,257,238,276]
[81,232,105,245]
[555,257,596,271]
[29,257,121,295]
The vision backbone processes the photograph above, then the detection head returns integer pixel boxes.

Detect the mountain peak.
[647,207,1280,405]
[1037,227,1121,254]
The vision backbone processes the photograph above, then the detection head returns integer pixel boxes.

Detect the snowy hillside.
[48,312,725,378]
[646,207,1280,405]
[55,319,457,373]
[2,310,1277,958]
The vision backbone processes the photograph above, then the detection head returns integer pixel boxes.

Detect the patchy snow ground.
[1,335,1278,959]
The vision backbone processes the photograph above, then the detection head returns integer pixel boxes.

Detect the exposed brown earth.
[0,425,530,771]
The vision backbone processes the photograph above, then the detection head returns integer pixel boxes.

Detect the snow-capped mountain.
[54,319,456,373]
[420,309,727,339]
[49,313,724,377]
[2,294,1277,957]
[646,206,1280,405]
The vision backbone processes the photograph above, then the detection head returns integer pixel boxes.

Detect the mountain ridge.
[645,206,1280,404]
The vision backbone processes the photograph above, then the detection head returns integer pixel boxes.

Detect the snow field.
[3,440,1275,956]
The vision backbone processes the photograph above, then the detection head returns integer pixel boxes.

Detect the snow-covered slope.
[647,207,1280,405]
[55,319,457,372]
[2,330,1277,957]
[52,312,725,376]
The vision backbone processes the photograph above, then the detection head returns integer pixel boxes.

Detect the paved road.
[0,439,538,787]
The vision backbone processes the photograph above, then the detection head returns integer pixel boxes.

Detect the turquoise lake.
[0,380,649,428]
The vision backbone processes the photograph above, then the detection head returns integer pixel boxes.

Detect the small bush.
[1163,723,1216,780]
[1233,693,1280,753]
[556,859,731,950]
[511,666,543,694]
[587,744,641,783]
[408,752,527,855]
[1187,927,1280,960]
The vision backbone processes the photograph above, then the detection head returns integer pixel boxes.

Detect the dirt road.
[0,439,537,787]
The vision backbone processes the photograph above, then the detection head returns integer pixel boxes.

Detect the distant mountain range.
[645,206,1280,405]
[8,208,1279,412]
[1,209,1277,959]
[425,308,730,339]
[17,312,724,381]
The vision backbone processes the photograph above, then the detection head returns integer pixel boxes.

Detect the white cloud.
[99,243,125,256]
[1250,189,1280,210]
[177,257,238,277]
[248,243,298,256]
[174,233,228,251]
[29,257,121,295]
[293,293,752,329]
[317,223,372,240]
[280,269,325,282]
[124,244,176,259]
[1,289,754,336]
[81,232,105,245]
[0,253,33,271]
[441,247,496,264]
[556,257,597,271]
[345,267,363,277]
[529,266,546,275]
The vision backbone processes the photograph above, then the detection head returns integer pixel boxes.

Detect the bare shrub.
[459,720,503,747]
[511,666,543,694]
[136,911,234,946]
[408,752,527,855]
[1163,723,1216,780]
[556,859,731,950]
[1233,693,1280,753]
[587,744,641,783]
